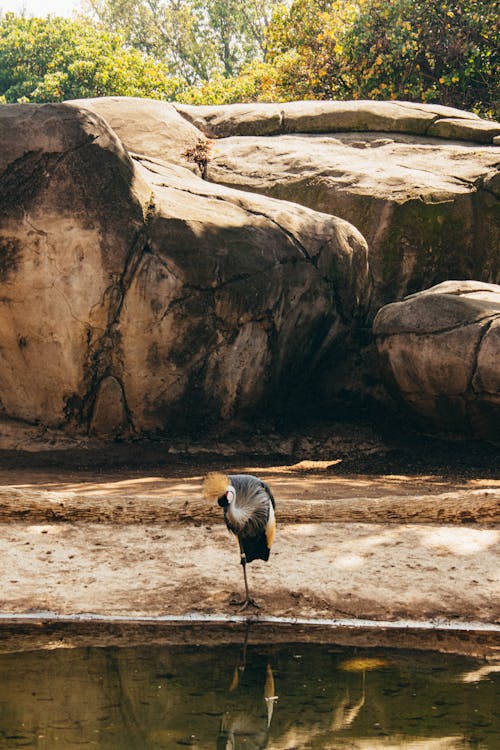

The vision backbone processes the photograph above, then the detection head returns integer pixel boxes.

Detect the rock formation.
[176,100,500,312]
[0,96,499,442]
[0,103,148,431]
[373,281,500,441]
[0,100,368,439]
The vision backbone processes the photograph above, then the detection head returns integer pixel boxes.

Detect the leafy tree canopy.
[264,0,500,117]
[180,0,499,118]
[0,12,181,103]
[0,1,498,118]
[341,0,499,117]
[84,0,280,84]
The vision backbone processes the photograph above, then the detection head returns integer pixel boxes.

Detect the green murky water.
[0,641,498,749]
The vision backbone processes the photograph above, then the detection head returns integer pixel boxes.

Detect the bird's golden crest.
[202,471,230,501]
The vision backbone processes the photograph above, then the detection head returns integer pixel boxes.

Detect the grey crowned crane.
[202,472,276,610]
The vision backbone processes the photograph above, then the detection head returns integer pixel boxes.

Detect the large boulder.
[0,102,150,429]
[176,100,500,312]
[373,281,500,441]
[0,99,368,439]
[118,159,369,434]
[3,96,498,443]
[176,99,495,140]
[67,96,203,169]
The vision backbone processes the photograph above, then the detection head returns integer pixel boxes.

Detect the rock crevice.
[0,97,498,442]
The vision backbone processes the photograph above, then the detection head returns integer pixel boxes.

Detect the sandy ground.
[0,458,499,633]
[1,520,499,624]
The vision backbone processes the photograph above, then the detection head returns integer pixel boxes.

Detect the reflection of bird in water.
[461,658,500,683]
[202,472,276,610]
[217,664,276,750]
[217,629,278,750]
[330,671,366,731]
[267,668,367,750]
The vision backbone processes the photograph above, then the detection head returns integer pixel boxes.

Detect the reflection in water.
[461,658,500,683]
[218,628,278,750]
[0,631,498,749]
[330,670,365,732]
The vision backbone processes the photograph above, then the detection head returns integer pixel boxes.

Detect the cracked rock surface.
[0,103,150,431]
[0,100,368,438]
[177,101,500,312]
[373,281,500,441]
[121,158,368,434]
[1,96,499,442]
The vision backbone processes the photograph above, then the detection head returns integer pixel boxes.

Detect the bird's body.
[202,472,276,609]
[223,474,276,562]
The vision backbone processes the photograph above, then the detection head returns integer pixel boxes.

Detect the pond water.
[0,639,498,749]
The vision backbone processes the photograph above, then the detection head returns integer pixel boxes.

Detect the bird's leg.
[229,621,252,691]
[241,557,258,609]
[241,620,250,665]
[239,556,260,611]
[230,550,260,611]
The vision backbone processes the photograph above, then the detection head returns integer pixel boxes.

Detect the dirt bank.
[1,518,499,622]
[0,449,498,639]
[1,620,498,660]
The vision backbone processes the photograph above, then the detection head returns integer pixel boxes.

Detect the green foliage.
[85,0,280,84]
[259,0,500,117]
[0,13,182,103]
[177,62,278,104]
[1,1,498,117]
[181,0,498,117]
[343,0,500,118]
[84,0,215,83]
[263,0,355,100]
[177,0,353,103]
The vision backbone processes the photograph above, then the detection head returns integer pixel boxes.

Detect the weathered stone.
[428,118,500,142]
[118,158,369,432]
[0,100,369,438]
[2,96,498,443]
[176,102,283,138]
[0,103,150,428]
[281,100,483,137]
[473,318,500,394]
[373,281,500,441]
[67,96,205,169]
[484,169,500,198]
[205,131,500,310]
[176,99,485,140]
[89,376,128,436]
